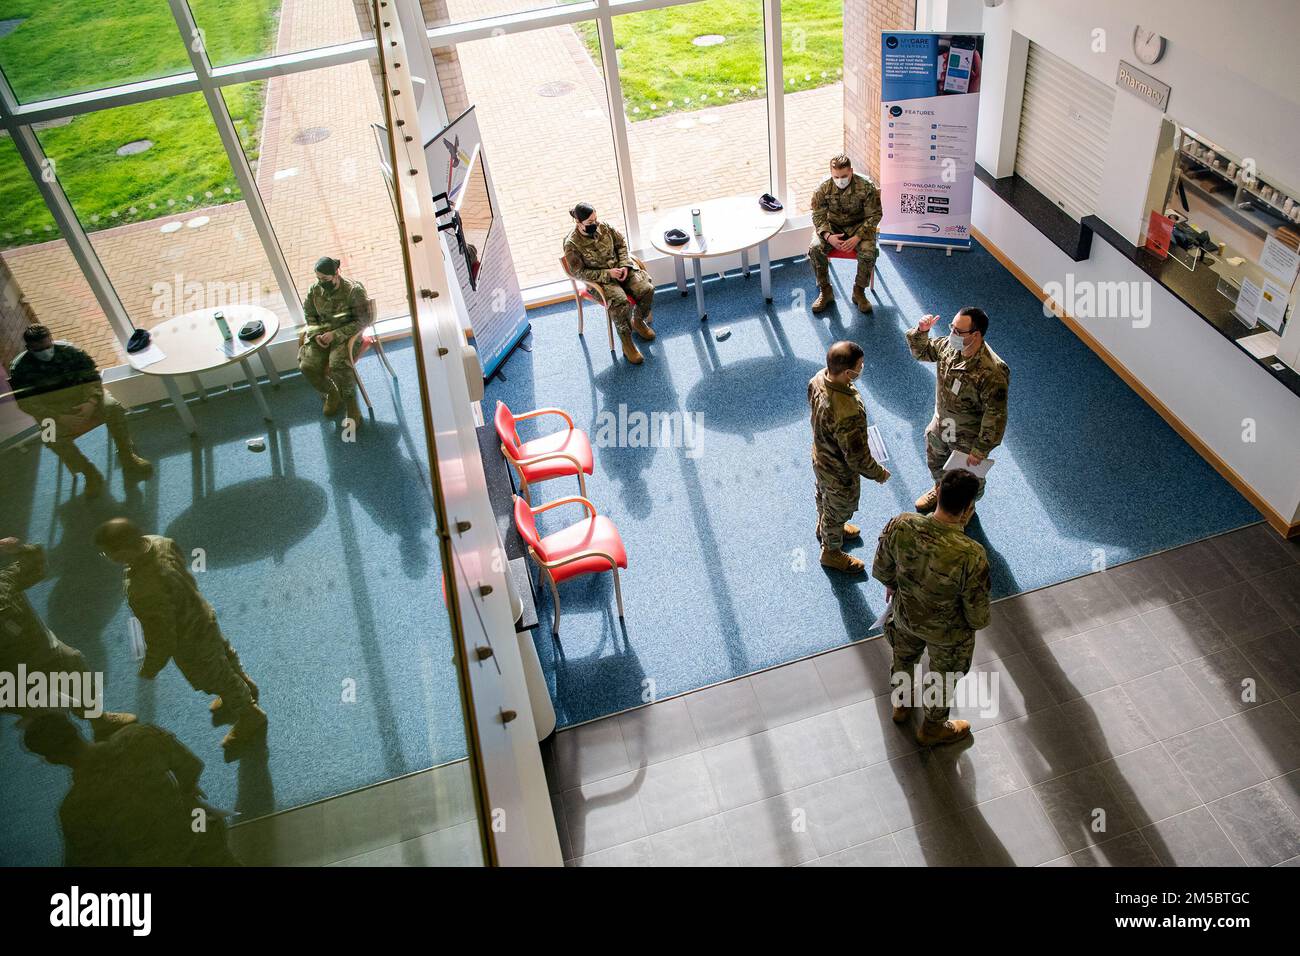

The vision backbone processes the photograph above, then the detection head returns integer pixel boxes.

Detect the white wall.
[967,0,1300,528]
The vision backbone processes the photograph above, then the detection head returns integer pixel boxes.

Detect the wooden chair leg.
[613,568,625,619]
[606,309,614,352]
[351,357,373,409]
[578,472,587,497]
[519,477,531,505]
[547,572,562,634]
[372,335,397,379]
[577,294,585,336]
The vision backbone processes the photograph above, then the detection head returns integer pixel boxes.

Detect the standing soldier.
[7,325,153,498]
[1,536,136,737]
[298,256,368,427]
[808,340,890,574]
[906,307,1009,517]
[93,519,266,758]
[563,202,655,366]
[808,154,883,315]
[872,469,990,747]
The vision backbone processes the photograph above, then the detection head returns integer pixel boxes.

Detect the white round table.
[649,194,787,319]
[128,304,282,434]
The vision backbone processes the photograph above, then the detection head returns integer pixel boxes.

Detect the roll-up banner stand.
[879,31,984,253]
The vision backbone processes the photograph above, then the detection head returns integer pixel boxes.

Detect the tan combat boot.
[631,317,656,342]
[211,675,260,726]
[815,522,861,543]
[852,285,873,314]
[90,712,137,741]
[82,464,105,499]
[916,718,971,747]
[892,704,911,724]
[221,704,268,756]
[820,548,865,574]
[344,396,363,430]
[124,454,154,478]
[915,486,938,513]
[618,330,644,365]
[322,383,341,417]
[811,283,835,314]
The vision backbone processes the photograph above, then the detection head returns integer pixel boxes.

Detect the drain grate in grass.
[292,126,331,145]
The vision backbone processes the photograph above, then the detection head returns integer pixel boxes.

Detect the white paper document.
[1260,235,1300,288]
[942,448,994,479]
[1237,330,1281,360]
[867,424,889,463]
[1234,278,1263,327]
[871,597,893,631]
[128,343,167,369]
[1256,278,1289,333]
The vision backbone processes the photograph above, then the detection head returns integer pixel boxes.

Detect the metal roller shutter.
[1015,41,1116,221]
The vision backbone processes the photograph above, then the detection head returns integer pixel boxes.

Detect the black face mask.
[583,222,598,237]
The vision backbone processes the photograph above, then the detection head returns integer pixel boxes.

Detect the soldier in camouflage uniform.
[808,341,891,574]
[298,256,369,425]
[23,713,238,866]
[1,536,136,737]
[905,306,1009,516]
[809,155,883,315]
[872,469,990,747]
[7,325,152,499]
[564,202,655,365]
[94,519,266,757]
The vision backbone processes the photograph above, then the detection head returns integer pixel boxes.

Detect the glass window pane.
[34,93,293,332]
[187,0,363,68]
[0,1,191,104]
[783,0,843,217]
[613,0,771,230]
[432,19,623,289]
[438,0,576,28]
[221,61,406,323]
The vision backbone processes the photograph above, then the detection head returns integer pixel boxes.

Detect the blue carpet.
[486,240,1260,728]
[0,342,465,865]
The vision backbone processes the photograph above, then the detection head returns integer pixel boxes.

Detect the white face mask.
[947,331,967,351]
[833,175,852,189]
[32,347,55,362]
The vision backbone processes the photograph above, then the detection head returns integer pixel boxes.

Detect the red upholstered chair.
[560,255,649,352]
[513,494,627,634]
[494,400,594,503]
[826,247,877,291]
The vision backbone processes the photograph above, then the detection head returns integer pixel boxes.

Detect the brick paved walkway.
[2,0,843,368]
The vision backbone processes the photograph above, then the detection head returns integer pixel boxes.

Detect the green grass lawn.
[0,0,279,248]
[574,0,842,120]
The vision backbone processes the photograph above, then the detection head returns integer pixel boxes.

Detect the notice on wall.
[878,31,984,250]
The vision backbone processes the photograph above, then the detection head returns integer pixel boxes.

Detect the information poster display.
[425,107,529,379]
[878,32,984,250]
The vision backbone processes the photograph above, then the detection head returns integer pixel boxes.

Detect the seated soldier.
[563,202,655,366]
[298,256,368,427]
[808,154,883,316]
[6,325,152,498]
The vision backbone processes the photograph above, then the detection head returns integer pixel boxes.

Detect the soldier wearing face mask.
[906,307,1009,518]
[808,340,890,574]
[563,202,655,365]
[808,154,883,316]
[298,255,369,426]
[6,324,152,498]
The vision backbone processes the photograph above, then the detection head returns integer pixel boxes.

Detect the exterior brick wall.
[0,256,37,368]
[844,0,917,183]
[352,0,471,125]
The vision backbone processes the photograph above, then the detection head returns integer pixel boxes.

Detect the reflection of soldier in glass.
[1,536,135,736]
[94,519,266,758]
[6,325,153,499]
[23,713,239,866]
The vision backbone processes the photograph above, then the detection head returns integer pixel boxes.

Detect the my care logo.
[49,886,151,936]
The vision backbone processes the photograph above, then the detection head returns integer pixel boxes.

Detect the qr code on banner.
[901,193,927,215]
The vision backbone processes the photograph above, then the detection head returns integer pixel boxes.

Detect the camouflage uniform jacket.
[563,223,634,285]
[7,343,103,419]
[906,329,1010,457]
[808,370,887,481]
[0,544,55,674]
[124,536,221,680]
[810,174,883,244]
[872,513,991,644]
[303,277,368,342]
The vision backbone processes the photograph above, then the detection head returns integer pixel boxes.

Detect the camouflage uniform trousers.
[924,418,987,501]
[175,625,254,719]
[44,393,133,475]
[885,621,975,724]
[813,459,859,553]
[0,638,95,720]
[298,337,357,402]
[808,233,877,289]
[596,270,655,336]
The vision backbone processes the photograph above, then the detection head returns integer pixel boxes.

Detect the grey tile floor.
[543,523,1300,866]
